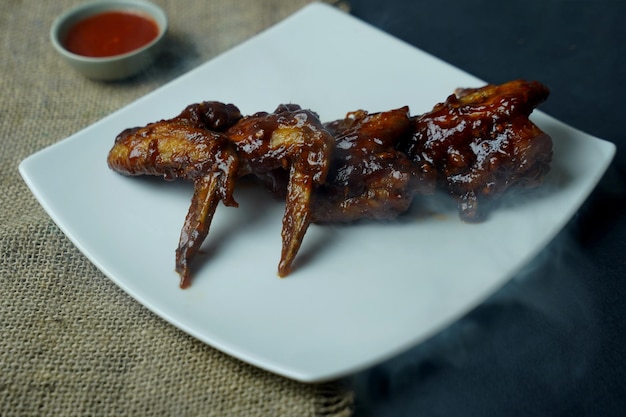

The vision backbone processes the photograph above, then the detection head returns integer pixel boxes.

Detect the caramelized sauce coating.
[313,107,436,222]
[225,105,335,276]
[107,102,241,288]
[400,80,552,221]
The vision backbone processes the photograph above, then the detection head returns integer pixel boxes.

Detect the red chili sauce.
[64,11,159,58]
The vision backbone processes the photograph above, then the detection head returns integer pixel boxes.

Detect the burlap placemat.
[0,1,353,415]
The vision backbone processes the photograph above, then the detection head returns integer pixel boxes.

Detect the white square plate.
[19,4,615,382]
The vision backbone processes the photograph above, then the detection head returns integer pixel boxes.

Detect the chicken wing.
[225,104,335,277]
[313,106,436,223]
[107,80,553,287]
[399,79,552,221]
[107,102,241,288]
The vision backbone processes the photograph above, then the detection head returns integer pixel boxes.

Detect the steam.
[351,225,600,416]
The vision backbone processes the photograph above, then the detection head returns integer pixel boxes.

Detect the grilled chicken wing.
[107,102,241,288]
[399,79,552,221]
[313,107,436,223]
[225,104,335,277]
[107,80,553,287]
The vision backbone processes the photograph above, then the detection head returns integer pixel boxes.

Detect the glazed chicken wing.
[107,102,242,288]
[399,79,552,221]
[225,104,335,277]
[313,107,436,223]
[107,79,553,288]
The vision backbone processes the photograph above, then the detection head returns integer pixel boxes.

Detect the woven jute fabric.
[0,1,353,415]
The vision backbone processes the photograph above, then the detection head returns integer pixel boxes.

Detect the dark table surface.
[347,1,626,416]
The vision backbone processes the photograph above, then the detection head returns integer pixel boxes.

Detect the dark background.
[347,1,626,416]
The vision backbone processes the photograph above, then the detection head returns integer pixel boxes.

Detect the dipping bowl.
[50,0,168,81]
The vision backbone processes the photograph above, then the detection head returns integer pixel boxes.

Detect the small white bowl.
[50,0,168,81]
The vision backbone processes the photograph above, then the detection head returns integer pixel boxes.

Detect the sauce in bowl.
[64,11,159,57]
